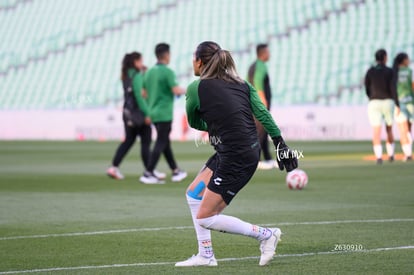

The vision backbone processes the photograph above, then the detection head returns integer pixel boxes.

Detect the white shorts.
[396,102,414,124]
[367,99,395,127]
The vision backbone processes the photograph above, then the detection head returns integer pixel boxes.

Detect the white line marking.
[272,218,414,226]
[0,226,193,241]
[0,245,413,274]
[1,218,413,241]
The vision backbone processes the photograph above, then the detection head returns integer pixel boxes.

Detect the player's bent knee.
[196,216,217,230]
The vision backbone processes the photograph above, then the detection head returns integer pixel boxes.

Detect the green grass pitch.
[0,140,413,274]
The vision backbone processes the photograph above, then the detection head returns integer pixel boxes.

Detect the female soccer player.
[393,53,413,161]
[107,52,152,179]
[175,41,297,267]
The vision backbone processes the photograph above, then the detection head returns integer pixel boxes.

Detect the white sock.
[186,195,213,258]
[402,143,412,157]
[197,214,272,241]
[373,144,383,159]
[386,143,394,157]
[407,132,412,144]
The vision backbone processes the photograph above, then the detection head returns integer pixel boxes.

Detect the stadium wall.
[0,106,398,141]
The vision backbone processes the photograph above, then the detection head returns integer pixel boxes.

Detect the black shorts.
[206,148,260,205]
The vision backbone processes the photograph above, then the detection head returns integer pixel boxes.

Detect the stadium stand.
[0,0,413,109]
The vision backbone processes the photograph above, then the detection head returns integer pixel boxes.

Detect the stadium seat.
[0,0,413,109]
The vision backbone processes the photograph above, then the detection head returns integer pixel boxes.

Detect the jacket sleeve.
[248,82,281,138]
[365,69,371,99]
[186,80,208,131]
[132,73,149,116]
[389,69,399,107]
[409,69,414,95]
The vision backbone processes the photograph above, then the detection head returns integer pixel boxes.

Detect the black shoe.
[388,156,394,162]
[376,158,383,165]
[404,156,412,162]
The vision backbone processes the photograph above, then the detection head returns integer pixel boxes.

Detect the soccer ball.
[286,169,308,190]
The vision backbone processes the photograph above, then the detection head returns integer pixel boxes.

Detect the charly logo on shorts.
[213,177,222,186]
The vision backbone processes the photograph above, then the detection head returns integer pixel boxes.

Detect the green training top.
[397,67,414,103]
[247,59,273,107]
[143,63,178,123]
[249,59,267,91]
[128,69,149,116]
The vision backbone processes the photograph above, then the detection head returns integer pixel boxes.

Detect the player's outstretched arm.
[186,81,208,131]
[248,82,297,172]
[248,82,280,136]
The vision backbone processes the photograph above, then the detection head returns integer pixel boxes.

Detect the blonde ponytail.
[195,41,243,84]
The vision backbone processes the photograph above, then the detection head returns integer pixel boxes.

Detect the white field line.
[1,218,413,241]
[0,245,413,274]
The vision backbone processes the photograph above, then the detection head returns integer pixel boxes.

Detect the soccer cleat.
[153,170,166,180]
[388,155,394,162]
[106,166,124,180]
[257,160,275,170]
[376,158,383,165]
[172,169,187,182]
[175,254,218,267]
[140,171,164,184]
[259,228,282,266]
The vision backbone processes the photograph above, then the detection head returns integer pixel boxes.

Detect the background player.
[175,41,297,267]
[393,52,413,161]
[107,52,151,179]
[364,49,400,164]
[248,44,274,170]
[140,43,187,184]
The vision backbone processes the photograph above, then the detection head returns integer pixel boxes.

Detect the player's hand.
[142,89,148,99]
[395,106,400,116]
[172,86,186,96]
[272,136,298,172]
[144,117,151,125]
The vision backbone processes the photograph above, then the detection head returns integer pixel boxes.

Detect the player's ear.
[196,59,202,69]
